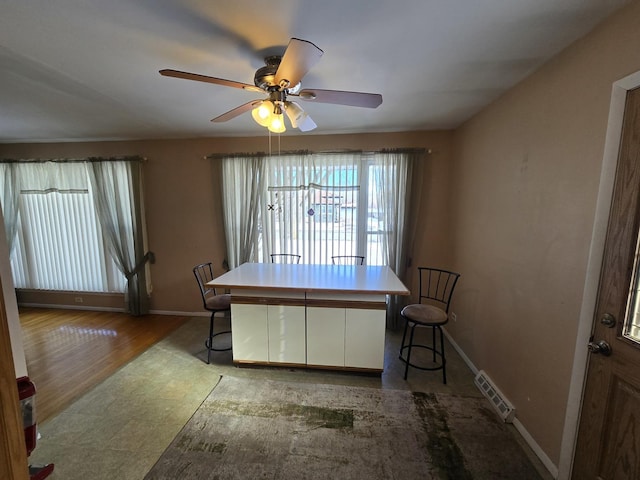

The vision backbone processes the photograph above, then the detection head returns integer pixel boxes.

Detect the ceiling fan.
[160,38,383,133]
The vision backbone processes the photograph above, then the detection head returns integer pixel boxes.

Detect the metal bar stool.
[193,262,232,364]
[270,254,301,264]
[399,267,460,383]
[331,255,365,265]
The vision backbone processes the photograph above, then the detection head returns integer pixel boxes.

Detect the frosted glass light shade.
[285,101,316,131]
[268,113,286,133]
[252,101,273,127]
[285,101,305,128]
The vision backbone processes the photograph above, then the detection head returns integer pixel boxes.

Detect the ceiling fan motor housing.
[254,56,281,90]
[254,56,300,93]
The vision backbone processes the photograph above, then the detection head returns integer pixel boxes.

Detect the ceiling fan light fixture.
[252,99,286,133]
[285,101,306,128]
[297,115,317,132]
[252,101,273,127]
[267,113,286,133]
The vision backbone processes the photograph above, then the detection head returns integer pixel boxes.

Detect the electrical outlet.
[74,296,83,303]
[450,312,457,322]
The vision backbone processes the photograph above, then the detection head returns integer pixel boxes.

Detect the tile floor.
[28,316,552,479]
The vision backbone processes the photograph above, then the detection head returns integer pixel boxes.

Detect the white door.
[231,303,269,362]
[345,308,386,370]
[307,306,345,367]
[267,305,306,364]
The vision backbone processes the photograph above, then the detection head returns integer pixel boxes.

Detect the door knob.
[588,340,612,356]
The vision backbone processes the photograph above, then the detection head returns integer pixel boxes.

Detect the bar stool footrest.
[205,330,232,352]
[399,344,446,372]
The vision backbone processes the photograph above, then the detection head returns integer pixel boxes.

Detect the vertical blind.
[12,190,120,291]
[2,161,127,293]
[265,151,364,265]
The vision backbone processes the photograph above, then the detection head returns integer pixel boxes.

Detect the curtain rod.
[205,148,429,160]
[0,155,146,164]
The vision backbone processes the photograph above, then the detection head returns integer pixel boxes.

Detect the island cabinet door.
[231,303,269,362]
[306,306,346,367]
[267,305,306,364]
[344,309,386,370]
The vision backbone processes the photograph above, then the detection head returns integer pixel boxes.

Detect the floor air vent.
[474,370,515,423]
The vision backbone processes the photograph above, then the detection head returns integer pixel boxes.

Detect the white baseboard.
[442,328,479,376]
[513,417,559,478]
[443,328,558,479]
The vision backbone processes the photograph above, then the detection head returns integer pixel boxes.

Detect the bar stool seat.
[399,304,449,382]
[401,304,447,324]
[205,293,231,312]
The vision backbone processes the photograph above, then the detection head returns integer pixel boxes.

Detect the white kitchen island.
[206,262,410,373]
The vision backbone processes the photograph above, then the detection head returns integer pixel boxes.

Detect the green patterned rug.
[145,376,541,480]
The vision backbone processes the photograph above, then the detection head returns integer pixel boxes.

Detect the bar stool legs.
[399,320,447,384]
[205,312,231,364]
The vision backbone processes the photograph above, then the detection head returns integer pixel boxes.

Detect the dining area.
[193,256,461,386]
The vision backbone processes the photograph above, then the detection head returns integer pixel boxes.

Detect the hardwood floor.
[18,307,190,423]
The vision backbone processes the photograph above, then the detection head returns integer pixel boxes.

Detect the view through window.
[220,150,415,269]
[265,159,385,265]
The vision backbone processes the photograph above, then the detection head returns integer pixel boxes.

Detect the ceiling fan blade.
[274,38,323,89]
[159,69,263,93]
[211,100,263,123]
[297,88,383,108]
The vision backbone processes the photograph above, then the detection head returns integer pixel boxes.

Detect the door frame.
[0,278,29,479]
[558,70,640,479]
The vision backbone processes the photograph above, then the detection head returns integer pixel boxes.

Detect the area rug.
[145,376,542,480]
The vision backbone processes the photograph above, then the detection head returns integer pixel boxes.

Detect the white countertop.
[207,262,410,296]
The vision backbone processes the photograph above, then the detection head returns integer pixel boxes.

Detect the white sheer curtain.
[370,150,417,272]
[370,150,418,327]
[0,162,19,254]
[87,159,152,315]
[219,154,267,269]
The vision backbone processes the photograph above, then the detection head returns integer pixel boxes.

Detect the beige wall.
[446,0,640,468]
[0,130,453,314]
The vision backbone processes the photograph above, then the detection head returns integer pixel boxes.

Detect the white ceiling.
[0,0,630,143]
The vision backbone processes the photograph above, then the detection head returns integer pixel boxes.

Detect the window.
[219,150,417,270]
[12,188,126,292]
[1,161,128,293]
